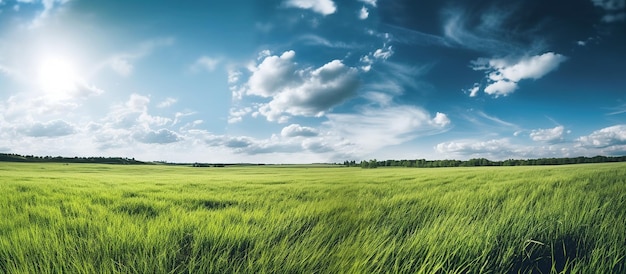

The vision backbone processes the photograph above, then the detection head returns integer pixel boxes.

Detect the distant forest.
[346,156,626,168]
[1,153,625,167]
[0,153,145,165]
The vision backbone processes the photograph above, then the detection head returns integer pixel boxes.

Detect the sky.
[0,0,625,163]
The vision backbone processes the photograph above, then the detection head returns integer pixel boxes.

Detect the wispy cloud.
[104,37,175,77]
[591,0,626,22]
[190,56,221,72]
[156,98,177,108]
[325,105,450,152]
[606,103,626,116]
[15,0,71,29]
[296,34,361,49]
[381,24,447,47]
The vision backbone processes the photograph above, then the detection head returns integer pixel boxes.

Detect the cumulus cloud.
[242,50,359,122]
[325,106,450,151]
[577,125,626,148]
[530,125,567,143]
[90,93,178,149]
[435,138,521,159]
[359,6,369,20]
[247,50,297,98]
[134,129,181,144]
[281,124,319,137]
[284,0,336,15]
[205,135,301,155]
[470,52,568,97]
[433,112,451,127]
[126,93,150,112]
[22,120,75,137]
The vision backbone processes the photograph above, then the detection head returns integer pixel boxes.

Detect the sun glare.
[38,56,78,98]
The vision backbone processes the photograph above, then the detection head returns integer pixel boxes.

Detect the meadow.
[0,162,624,273]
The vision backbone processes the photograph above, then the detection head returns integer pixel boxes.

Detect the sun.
[38,56,78,99]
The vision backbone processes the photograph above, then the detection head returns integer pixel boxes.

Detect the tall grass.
[0,163,624,273]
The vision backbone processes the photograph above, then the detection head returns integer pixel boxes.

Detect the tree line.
[345,156,626,169]
[0,153,145,165]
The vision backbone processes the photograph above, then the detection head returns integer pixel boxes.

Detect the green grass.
[0,162,624,273]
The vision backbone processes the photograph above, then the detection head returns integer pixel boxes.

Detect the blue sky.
[0,0,625,163]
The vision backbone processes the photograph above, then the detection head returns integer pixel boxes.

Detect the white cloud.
[530,125,566,143]
[259,59,359,122]
[227,107,252,124]
[247,50,297,98]
[281,124,319,137]
[467,83,480,97]
[228,69,242,84]
[284,0,336,15]
[66,81,104,99]
[191,56,220,72]
[436,138,515,158]
[483,80,517,96]
[156,97,177,108]
[22,119,75,137]
[109,56,133,77]
[433,112,451,127]
[325,106,450,152]
[360,45,394,72]
[577,125,626,148]
[242,51,359,122]
[358,0,377,7]
[134,129,181,144]
[359,6,369,20]
[126,93,150,112]
[372,46,393,60]
[471,52,568,97]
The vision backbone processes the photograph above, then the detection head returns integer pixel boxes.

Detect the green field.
[0,162,624,273]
